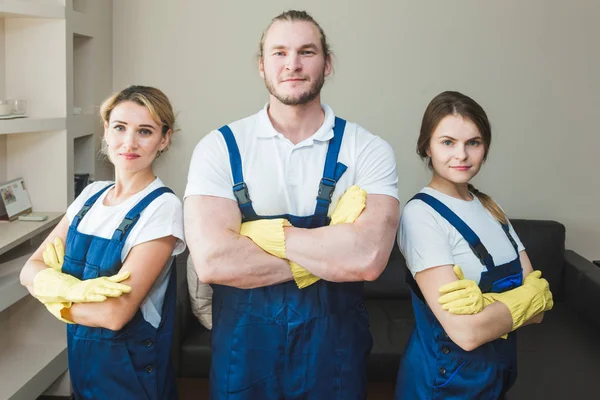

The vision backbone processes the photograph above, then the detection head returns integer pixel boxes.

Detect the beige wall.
[112,0,600,260]
[0,19,5,183]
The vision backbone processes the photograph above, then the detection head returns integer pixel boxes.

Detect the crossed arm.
[284,194,399,282]
[416,250,543,351]
[184,193,399,289]
[20,215,177,331]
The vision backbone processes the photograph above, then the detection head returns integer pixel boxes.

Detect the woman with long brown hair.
[395,91,553,399]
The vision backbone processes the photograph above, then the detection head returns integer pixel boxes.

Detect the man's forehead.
[264,20,321,48]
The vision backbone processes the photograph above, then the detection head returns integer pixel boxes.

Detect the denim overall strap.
[412,193,495,270]
[218,124,258,221]
[111,187,174,242]
[501,223,520,254]
[313,117,349,223]
[405,193,496,302]
[71,184,113,229]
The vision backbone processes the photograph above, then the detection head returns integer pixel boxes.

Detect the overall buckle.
[469,242,490,266]
[317,178,337,202]
[233,182,251,205]
[117,215,140,236]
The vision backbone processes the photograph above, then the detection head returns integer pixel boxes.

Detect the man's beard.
[264,69,325,106]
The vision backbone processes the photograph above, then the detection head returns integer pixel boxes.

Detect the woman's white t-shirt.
[399,187,525,283]
[66,177,186,328]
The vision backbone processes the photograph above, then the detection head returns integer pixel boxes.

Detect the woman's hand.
[438,265,485,315]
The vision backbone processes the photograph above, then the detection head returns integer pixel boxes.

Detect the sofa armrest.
[563,250,600,331]
[171,250,193,376]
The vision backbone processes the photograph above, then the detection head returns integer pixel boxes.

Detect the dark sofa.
[172,219,600,399]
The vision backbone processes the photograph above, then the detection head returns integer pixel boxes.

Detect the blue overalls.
[395,193,523,400]
[210,117,373,400]
[62,185,178,400]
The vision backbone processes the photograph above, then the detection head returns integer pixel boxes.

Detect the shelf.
[0,296,68,400]
[0,212,63,256]
[0,340,67,399]
[0,253,30,313]
[69,10,92,37]
[0,1,65,19]
[68,114,96,139]
[0,117,66,135]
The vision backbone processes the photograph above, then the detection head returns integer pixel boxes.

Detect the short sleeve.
[354,132,398,200]
[184,130,235,201]
[399,201,455,275]
[121,193,186,261]
[66,181,113,223]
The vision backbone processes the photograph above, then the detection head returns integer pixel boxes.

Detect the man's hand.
[291,185,367,289]
[239,218,291,259]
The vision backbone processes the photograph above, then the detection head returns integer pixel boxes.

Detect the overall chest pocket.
[82,263,100,280]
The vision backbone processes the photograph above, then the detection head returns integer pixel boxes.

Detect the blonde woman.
[20,85,185,399]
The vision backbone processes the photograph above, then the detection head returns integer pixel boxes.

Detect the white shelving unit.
[0,0,113,397]
[0,214,66,399]
[0,0,65,19]
[68,113,95,139]
[0,117,66,135]
[0,212,63,254]
[0,253,30,313]
[0,293,68,400]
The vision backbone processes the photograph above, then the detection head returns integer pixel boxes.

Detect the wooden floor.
[178,379,395,399]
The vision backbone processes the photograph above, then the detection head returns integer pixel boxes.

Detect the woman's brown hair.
[417,91,507,224]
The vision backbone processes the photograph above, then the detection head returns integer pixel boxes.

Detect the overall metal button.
[145,365,154,374]
[144,339,153,347]
[442,346,451,355]
[439,367,447,375]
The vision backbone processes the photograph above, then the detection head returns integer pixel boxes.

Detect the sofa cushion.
[365,300,600,388]
[510,219,565,300]
[180,319,212,378]
[364,240,412,299]
[365,298,414,381]
[510,301,600,398]
[187,254,214,330]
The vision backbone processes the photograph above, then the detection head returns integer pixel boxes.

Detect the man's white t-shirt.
[66,177,186,328]
[399,187,525,283]
[184,104,399,211]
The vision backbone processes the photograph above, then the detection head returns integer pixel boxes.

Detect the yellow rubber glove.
[45,302,75,324]
[289,261,318,289]
[438,265,484,314]
[329,185,367,225]
[239,218,291,259]
[439,265,508,338]
[43,237,65,271]
[483,270,553,331]
[33,269,132,304]
[291,185,368,289]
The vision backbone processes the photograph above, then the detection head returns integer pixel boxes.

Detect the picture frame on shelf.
[0,178,45,222]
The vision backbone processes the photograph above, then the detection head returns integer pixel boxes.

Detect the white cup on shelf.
[9,99,27,115]
[0,100,10,116]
